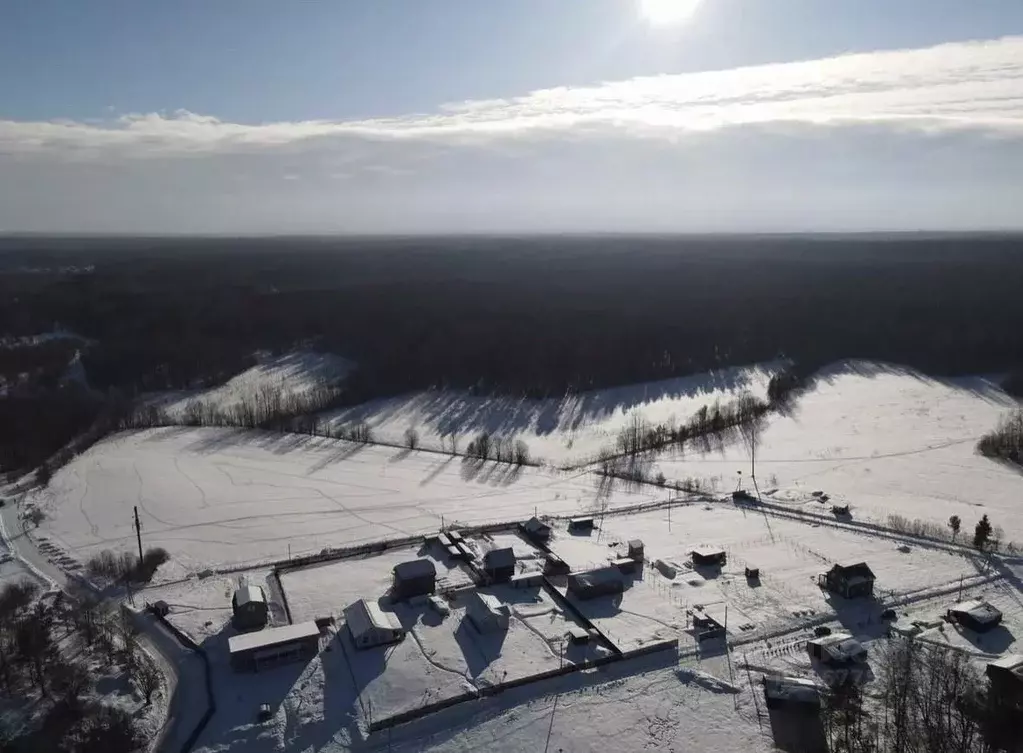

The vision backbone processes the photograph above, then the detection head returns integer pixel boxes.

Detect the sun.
[638,0,703,26]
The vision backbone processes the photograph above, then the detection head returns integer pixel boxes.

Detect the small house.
[568,517,594,533]
[483,547,516,583]
[567,567,625,601]
[819,562,875,599]
[947,600,1003,632]
[691,547,727,567]
[763,676,822,711]
[393,559,437,599]
[627,539,645,561]
[232,585,269,631]
[520,516,552,542]
[986,655,1023,699]
[466,592,510,633]
[344,599,405,650]
[807,633,867,666]
[544,553,570,576]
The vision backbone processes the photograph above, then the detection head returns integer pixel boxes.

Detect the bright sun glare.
[639,0,703,26]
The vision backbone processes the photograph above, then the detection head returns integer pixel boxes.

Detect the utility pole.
[133,506,144,562]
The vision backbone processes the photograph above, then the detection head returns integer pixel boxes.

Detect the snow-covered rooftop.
[227,621,320,654]
[344,599,401,637]
[232,585,265,607]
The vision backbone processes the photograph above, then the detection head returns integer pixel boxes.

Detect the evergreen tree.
[973,514,993,551]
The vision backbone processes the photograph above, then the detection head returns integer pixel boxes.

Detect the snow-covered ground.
[29,428,659,578]
[321,363,778,466]
[651,362,1023,542]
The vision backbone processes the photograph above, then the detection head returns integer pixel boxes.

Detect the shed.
[520,516,552,542]
[228,621,320,672]
[986,654,1023,698]
[627,539,645,561]
[819,562,875,599]
[807,633,867,666]
[568,517,594,533]
[232,585,269,630]
[948,600,1003,632]
[566,626,590,645]
[483,547,516,583]
[466,592,510,633]
[567,567,625,600]
[612,557,639,574]
[544,553,570,576]
[763,676,822,711]
[745,566,760,580]
[344,599,405,650]
[393,559,437,599]
[692,547,727,567]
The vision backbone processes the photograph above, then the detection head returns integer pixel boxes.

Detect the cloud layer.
[2,36,1022,232]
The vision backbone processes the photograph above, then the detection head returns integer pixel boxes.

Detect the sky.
[2,0,1023,234]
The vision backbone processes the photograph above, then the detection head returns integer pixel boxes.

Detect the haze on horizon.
[2,0,1023,235]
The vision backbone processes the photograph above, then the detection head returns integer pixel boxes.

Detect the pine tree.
[973,514,993,551]
[948,515,961,543]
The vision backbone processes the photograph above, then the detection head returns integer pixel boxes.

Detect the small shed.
[819,562,875,599]
[692,547,727,567]
[520,516,552,542]
[466,592,510,633]
[763,676,822,711]
[228,622,321,672]
[344,599,405,650]
[947,600,1003,632]
[627,539,645,561]
[567,567,625,601]
[986,654,1023,698]
[566,626,590,645]
[483,547,516,583]
[745,566,760,580]
[393,559,437,599]
[807,633,867,666]
[568,517,594,533]
[232,585,269,630]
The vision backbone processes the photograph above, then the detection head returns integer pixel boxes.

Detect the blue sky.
[2,0,1023,233]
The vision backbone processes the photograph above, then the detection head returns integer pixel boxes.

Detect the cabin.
[520,516,552,543]
[568,517,594,533]
[986,654,1023,700]
[392,559,437,600]
[691,547,727,567]
[567,567,625,600]
[482,547,516,583]
[947,600,1003,632]
[763,676,822,711]
[344,599,405,650]
[807,633,867,666]
[228,622,321,672]
[819,562,875,599]
[466,592,510,633]
[231,585,269,631]
[627,539,645,561]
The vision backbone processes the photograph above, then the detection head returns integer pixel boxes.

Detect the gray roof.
[228,621,320,654]
[394,559,437,581]
[344,599,402,638]
[484,547,516,569]
[233,585,266,607]
[569,566,624,589]
[951,600,1002,623]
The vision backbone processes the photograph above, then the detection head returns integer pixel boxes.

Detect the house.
[568,517,594,533]
[228,621,321,672]
[482,547,516,583]
[691,547,727,567]
[567,567,625,600]
[763,676,822,711]
[986,655,1023,699]
[947,600,1003,632]
[819,562,875,599]
[466,592,510,633]
[344,599,405,650]
[231,585,269,630]
[393,559,437,599]
[807,633,867,666]
[520,516,552,542]
[544,553,570,576]
[627,539,645,561]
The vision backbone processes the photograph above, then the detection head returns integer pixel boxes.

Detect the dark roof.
[483,547,516,569]
[393,559,437,581]
[832,562,875,579]
[950,600,1002,624]
[569,566,624,590]
[628,539,644,549]
[523,516,551,533]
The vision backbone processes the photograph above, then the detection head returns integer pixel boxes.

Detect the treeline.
[977,410,1023,467]
[85,547,170,585]
[464,432,532,465]
[0,582,153,752]
[818,637,1021,753]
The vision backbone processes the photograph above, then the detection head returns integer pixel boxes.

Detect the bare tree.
[132,655,161,705]
[404,427,419,450]
[735,391,767,498]
[949,515,962,543]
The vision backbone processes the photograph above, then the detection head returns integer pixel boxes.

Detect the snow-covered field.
[651,362,1023,541]
[321,363,778,466]
[30,428,661,577]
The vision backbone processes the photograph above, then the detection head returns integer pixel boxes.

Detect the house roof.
[467,591,510,618]
[483,547,516,569]
[228,621,320,654]
[344,599,402,637]
[628,539,644,549]
[523,516,551,532]
[569,566,624,590]
[393,559,437,581]
[809,633,866,661]
[692,547,726,558]
[233,585,266,607]
[950,600,1003,624]
[833,562,875,579]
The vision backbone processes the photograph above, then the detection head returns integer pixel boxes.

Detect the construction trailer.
[344,599,406,650]
[228,622,321,672]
